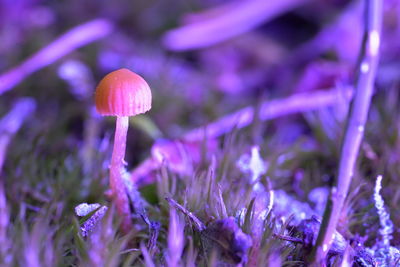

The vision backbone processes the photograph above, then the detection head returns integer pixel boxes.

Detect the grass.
[1,0,400,266]
[1,89,399,266]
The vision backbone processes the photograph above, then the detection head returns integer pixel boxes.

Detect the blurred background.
[4,0,399,164]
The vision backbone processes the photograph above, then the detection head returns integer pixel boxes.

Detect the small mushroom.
[95,68,152,231]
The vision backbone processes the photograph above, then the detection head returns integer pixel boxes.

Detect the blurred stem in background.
[162,0,309,51]
[310,0,382,264]
[0,19,113,95]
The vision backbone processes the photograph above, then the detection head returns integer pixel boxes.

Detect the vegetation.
[0,0,399,266]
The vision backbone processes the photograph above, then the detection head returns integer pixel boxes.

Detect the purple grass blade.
[0,98,36,172]
[166,207,184,267]
[311,0,382,264]
[184,87,353,142]
[163,0,309,51]
[0,19,113,94]
[0,182,10,264]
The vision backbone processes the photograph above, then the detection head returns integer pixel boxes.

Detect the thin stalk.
[110,116,132,232]
[310,0,382,264]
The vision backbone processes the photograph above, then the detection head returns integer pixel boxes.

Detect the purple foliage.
[0,0,399,266]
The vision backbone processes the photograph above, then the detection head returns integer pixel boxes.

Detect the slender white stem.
[110,116,132,231]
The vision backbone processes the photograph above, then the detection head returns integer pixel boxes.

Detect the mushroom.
[95,68,152,231]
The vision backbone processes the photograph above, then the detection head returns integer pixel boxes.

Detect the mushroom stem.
[110,116,132,231]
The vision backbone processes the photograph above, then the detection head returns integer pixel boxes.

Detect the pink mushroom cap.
[95,68,152,116]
